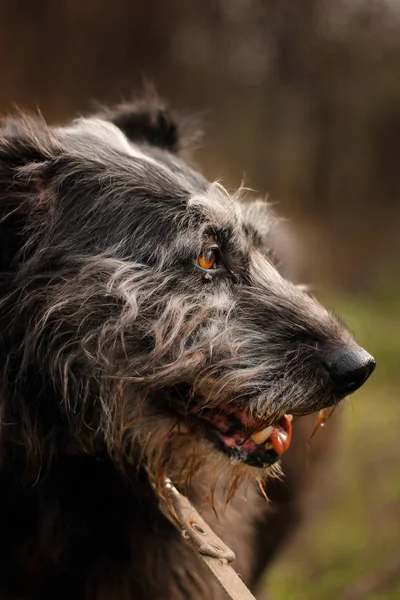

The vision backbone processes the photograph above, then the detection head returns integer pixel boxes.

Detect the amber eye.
[196,248,219,270]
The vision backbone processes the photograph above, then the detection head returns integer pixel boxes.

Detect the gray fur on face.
[0,101,376,600]
[0,109,359,483]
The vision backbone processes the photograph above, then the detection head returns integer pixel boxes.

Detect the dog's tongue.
[269,415,292,455]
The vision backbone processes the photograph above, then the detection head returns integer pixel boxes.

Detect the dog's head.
[0,99,375,481]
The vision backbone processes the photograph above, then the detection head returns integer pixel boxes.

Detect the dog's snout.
[323,346,375,396]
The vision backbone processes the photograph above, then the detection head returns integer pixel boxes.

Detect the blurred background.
[0,1,398,598]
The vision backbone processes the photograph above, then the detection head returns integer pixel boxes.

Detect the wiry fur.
[0,99,364,599]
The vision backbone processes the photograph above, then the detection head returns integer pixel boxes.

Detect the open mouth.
[197,407,293,469]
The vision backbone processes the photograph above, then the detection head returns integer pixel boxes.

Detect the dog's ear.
[100,98,184,154]
[0,116,60,275]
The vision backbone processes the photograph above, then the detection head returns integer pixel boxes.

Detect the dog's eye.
[196,248,219,270]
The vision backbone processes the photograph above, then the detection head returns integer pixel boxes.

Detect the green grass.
[265,289,400,600]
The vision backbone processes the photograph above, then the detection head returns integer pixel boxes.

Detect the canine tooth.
[286,414,293,422]
[251,426,273,445]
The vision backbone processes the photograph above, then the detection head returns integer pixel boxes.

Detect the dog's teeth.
[251,426,273,445]
[286,414,293,422]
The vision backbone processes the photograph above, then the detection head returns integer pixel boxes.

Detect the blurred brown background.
[0,1,399,598]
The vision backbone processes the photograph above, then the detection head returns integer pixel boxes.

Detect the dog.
[0,98,375,600]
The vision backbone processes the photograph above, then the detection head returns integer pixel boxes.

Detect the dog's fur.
[0,99,368,599]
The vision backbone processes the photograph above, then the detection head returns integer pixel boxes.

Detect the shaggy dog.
[0,99,375,599]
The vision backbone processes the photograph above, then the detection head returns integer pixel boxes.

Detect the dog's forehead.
[57,117,204,189]
[56,117,249,246]
[188,183,251,252]
[188,184,241,225]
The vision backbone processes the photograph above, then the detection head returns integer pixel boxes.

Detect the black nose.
[324,346,376,396]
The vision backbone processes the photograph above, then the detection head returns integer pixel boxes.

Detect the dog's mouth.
[196,407,293,469]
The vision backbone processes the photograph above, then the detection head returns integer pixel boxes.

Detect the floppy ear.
[0,117,59,275]
[100,97,185,154]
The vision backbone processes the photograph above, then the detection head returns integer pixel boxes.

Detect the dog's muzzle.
[188,342,375,469]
